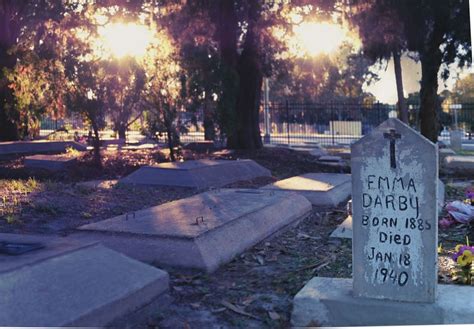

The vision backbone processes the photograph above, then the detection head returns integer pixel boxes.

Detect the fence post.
[286,100,290,146]
[263,78,271,144]
[330,102,335,146]
[377,101,381,124]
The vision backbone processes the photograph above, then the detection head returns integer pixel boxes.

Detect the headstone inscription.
[351,118,438,303]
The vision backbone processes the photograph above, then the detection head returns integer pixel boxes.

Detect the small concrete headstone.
[450,130,463,152]
[351,118,438,303]
[260,173,351,207]
[75,189,311,272]
[120,159,271,189]
[291,119,474,326]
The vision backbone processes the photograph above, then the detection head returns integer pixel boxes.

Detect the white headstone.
[351,118,438,303]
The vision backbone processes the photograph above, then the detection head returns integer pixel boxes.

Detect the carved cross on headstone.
[383,129,401,169]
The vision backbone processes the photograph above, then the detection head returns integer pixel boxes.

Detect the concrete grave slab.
[260,173,351,207]
[291,277,474,327]
[439,148,456,164]
[352,118,438,303]
[330,215,353,239]
[318,155,342,162]
[0,140,86,156]
[447,180,474,188]
[309,148,328,158]
[444,155,474,173]
[183,141,217,152]
[120,159,271,189]
[24,154,78,171]
[75,189,311,272]
[0,233,169,327]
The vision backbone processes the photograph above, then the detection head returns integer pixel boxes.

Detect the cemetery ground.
[0,146,472,328]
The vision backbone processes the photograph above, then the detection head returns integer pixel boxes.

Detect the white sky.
[364,55,471,104]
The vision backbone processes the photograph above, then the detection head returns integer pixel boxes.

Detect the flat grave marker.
[24,154,78,171]
[0,233,168,327]
[120,159,271,189]
[75,189,311,272]
[260,173,351,207]
[443,155,474,173]
[0,140,86,156]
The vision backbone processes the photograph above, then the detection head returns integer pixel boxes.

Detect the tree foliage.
[347,0,409,122]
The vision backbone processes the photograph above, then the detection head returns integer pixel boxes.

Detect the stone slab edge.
[120,159,271,188]
[291,277,474,327]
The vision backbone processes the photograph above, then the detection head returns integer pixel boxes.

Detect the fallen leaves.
[220,300,261,321]
[268,311,281,321]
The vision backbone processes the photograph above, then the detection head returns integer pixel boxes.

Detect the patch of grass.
[4,213,21,224]
[0,177,39,194]
[66,146,81,158]
[459,150,474,156]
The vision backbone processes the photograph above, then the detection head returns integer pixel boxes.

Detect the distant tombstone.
[351,118,438,303]
[450,130,463,152]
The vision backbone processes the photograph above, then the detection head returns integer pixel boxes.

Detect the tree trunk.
[0,101,18,140]
[203,100,215,141]
[419,48,442,143]
[117,125,127,140]
[216,0,239,146]
[92,124,102,168]
[392,50,408,124]
[165,121,176,162]
[231,21,263,150]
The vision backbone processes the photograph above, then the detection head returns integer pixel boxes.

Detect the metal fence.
[262,102,395,146]
[39,102,474,146]
[263,102,474,146]
[407,103,474,142]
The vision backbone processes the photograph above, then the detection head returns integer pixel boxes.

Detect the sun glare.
[97,23,153,59]
[291,22,348,57]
